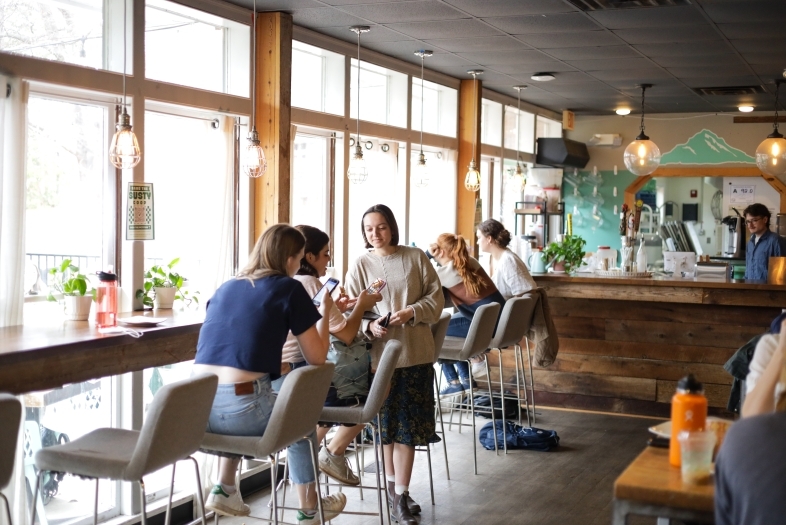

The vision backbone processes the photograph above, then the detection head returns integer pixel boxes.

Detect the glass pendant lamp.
[109,0,140,169]
[241,0,267,178]
[464,70,483,191]
[756,80,786,178]
[413,50,432,188]
[347,26,371,184]
[623,84,661,177]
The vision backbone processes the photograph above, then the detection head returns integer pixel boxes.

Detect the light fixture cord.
[774,81,781,133]
[472,73,477,161]
[356,30,361,146]
[516,87,521,166]
[122,0,127,111]
[420,53,424,155]
[639,86,646,134]
[251,0,256,133]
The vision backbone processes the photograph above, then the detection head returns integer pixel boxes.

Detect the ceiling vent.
[567,0,691,10]
[693,85,766,96]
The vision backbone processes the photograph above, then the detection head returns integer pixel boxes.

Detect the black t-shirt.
[195,275,321,374]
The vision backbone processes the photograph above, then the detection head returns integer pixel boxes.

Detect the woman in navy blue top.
[193,224,347,523]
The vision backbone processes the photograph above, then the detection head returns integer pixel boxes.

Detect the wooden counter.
[495,274,783,416]
[0,311,203,395]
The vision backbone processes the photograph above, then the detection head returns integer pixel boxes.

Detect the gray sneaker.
[318,447,360,486]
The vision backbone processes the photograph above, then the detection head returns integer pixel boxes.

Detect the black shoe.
[391,492,418,525]
[387,482,421,515]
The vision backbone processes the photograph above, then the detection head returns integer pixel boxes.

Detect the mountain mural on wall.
[660,129,755,165]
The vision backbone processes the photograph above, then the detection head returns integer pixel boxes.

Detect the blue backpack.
[478,420,560,451]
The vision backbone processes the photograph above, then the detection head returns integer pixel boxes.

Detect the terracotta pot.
[552,261,566,273]
[64,295,92,321]
[154,286,177,309]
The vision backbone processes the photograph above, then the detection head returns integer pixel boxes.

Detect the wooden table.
[612,446,714,524]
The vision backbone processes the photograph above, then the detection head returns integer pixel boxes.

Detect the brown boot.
[391,492,418,525]
[387,482,421,515]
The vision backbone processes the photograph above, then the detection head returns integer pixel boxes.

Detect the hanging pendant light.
[511,85,527,193]
[348,25,371,184]
[464,70,483,192]
[413,50,433,188]
[623,84,661,177]
[756,80,786,177]
[109,0,140,169]
[241,0,267,178]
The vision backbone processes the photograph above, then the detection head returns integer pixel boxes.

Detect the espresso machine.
[721,209,745,258]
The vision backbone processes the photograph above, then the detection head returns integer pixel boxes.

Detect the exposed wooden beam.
[733,116,786,124]
[457,78,481,248]
[254,12,293,239]
[623,175,652,212]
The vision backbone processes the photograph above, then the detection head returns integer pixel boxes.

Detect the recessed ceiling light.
[615,108,631,116]
[738,105,754,113]
[531,72,555,82]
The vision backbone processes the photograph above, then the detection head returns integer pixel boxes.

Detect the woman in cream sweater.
[345,204,444,525]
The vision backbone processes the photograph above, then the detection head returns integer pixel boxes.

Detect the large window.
[411,78,457,138]
[291,130,333,235]
[25,94,110,297]
[292,41,344,115]
[481,99,502,147]
[145,0,249,96]
[408,147,457,249]
[537,115,563,139]
[504,106,535,154]
[350,59,407,128]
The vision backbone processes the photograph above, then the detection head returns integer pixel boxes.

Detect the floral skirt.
[379,363,440,446]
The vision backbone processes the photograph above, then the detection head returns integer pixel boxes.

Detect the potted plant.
[47,259,93,321]
[542,235,587,274]
[136,258,199,309]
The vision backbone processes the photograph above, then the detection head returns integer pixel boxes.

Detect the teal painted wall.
[561,169,638,252]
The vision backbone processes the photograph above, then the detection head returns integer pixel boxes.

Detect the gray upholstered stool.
[487,295,539,451]
[32,373,218,525]
[200,364,334,525]
[437,302,501,474]
[317,340,402,525]
[0,394,22,525]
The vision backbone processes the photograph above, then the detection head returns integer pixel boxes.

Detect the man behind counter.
[743,203,785,281]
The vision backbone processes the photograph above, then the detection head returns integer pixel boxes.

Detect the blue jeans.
[207,376,316,485]
[441,360,469,383]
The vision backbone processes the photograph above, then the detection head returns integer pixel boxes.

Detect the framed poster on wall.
[126,182,155,240]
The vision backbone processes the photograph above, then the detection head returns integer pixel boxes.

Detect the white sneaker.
[319,447,360,485]
[471,356,488,379]
[297,493,347,524]
[205,485,250,516]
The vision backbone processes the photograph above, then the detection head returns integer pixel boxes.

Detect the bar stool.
[0,394,22,525]
[437,303,501,474]
[200,364,334,525]
[32,373,219,525]
[487,294,539,452]
[429,311,452,486]
[317,340,402,525]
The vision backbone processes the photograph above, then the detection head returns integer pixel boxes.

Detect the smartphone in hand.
[366,279,387,294]
[313,277,340,307]
[379,312,392,328]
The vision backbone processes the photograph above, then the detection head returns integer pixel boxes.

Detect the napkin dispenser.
[695,262,731,281]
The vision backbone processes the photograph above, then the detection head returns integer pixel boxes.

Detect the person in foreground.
[429,233,505,396]
[274,225,382,486]
[345,204,444,525]
[193,224,347,524]
[743,202,784,281]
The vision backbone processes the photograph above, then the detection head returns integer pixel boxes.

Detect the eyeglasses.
[745,217,763,226]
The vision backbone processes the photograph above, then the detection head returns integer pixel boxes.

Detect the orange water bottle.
[669,374,708,467]
[95,270,118,328]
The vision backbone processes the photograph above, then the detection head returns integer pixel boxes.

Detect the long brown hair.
[436,233,484,297]
[361,204,400,249]
[237,224,305,284]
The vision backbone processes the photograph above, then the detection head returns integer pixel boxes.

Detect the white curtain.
[0,76,28,327]
[209,116,236,290]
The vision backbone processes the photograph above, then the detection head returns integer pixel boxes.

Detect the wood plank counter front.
[519,275,785,416]
[0,311,204,395]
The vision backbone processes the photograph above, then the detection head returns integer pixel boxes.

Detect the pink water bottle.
[96,271,118,328]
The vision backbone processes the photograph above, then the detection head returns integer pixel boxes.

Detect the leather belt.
[234,381,255,396]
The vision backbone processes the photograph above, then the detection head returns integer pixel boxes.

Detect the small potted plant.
[47,259,93,321]
[542,235,587,274]
[136,258,199,309]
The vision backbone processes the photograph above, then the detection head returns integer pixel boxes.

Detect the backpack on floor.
[327,336,371,400]
[478,420,560,451]
[471,394,519,420]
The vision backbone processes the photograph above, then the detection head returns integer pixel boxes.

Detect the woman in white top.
[477,218,537,300]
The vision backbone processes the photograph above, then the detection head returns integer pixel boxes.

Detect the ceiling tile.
[493,62,578,75]
[363,39,443,58]
[682,75,765,88]
[589,68,673,81]
[336,1,468,24]
[589,6,706,29]
[518,31,622,48]
[251,0,322,8]
[321,0,413,4]
[613,26,721,45]
[733,38,786,55]
[457,49,550,65]
[483,13,601,34]
[313,25,412,43]
[751,64,786,79]
[546,46,639,60]
[442,0,578,17]
[633,41,735,57]
[702,1,786,24]
[667,64,755,79]
[565,57,655,71]
[538,81,620,93]
[291,8,370,28]
[385,18,504,39]
[650,54,743,68]
[423,54,476,68]
[422,36,529,52]
[719,22,786,40]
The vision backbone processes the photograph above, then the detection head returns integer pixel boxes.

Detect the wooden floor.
[220,407,665,525]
